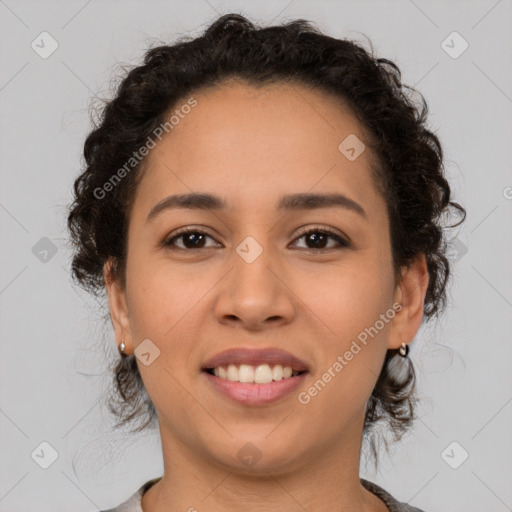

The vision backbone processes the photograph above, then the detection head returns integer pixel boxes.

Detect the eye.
[290,226,350,251]
[162,226,350,251]
[163,227,222,250]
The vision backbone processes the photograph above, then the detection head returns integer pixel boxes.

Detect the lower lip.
[202,371,307,405]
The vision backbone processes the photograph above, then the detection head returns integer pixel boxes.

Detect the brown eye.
[163,228,221,250]
[291,227,350,250]
[162,226,349,252]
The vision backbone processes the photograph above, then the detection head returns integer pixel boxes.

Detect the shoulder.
[101,476,424,512]
[360,478,427,512]
[101,477,162,512]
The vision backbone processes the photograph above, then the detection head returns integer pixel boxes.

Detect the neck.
[142,415,387,512]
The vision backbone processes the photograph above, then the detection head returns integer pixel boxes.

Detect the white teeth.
[210,363,300,384]
[239,364,254,383]
[272,365,283,381]
[227,364,239,382]
[254,364,273,384]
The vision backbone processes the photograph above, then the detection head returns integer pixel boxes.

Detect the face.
[106,80,428,476]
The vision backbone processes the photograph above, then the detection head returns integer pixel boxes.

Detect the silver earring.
[399,342,409,357]
[118,340,126,355]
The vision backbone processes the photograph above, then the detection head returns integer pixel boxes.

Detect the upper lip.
[202,348,310,372]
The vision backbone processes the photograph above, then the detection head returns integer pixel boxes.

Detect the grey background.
[1,0,511,510]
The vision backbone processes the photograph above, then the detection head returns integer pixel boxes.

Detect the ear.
[387,253,429,350]
[104,259,133,355]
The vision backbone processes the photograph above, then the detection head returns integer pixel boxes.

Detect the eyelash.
[163,225,350,251]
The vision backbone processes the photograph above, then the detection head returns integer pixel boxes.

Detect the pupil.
[185,233,204,248]
[181,232,328,249]
[308,232,326,248]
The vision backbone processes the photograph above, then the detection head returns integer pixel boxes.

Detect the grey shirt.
[102,477,426,511]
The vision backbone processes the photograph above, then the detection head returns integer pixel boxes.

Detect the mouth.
[201,347,310,381]
[203,364,306,384]
[201,347,309,405]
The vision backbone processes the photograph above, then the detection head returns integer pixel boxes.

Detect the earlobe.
[103,259,133,355]
[387,253,429,351]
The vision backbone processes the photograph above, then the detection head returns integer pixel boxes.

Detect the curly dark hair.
[67,13,466,467]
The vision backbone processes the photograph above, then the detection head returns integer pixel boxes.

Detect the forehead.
[132,80,385,219]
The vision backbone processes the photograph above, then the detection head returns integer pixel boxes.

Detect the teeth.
[227,364,239,382]
[211,363,300,384]
[254,364,273,384]
[239,364,254,383]
[272,365,283,381]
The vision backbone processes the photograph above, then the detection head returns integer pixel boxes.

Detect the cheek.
[124,254,217,386]
[294,257,393,406]
[296,256,393,337]
[125,254,202,338]
[125,259,206,407]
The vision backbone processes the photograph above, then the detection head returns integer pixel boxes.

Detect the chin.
[203,435,307,476]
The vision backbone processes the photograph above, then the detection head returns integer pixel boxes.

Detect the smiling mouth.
[203,364,306,384]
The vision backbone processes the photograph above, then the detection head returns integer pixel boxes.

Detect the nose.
[214,239,296,331]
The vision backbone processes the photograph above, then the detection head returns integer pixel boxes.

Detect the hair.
[67,13,466,467]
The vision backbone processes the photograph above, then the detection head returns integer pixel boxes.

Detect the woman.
[67,13,465,512]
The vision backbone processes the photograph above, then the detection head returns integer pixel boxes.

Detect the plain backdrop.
[1,0,511,510]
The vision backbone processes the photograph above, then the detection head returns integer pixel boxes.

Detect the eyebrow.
[146,192,368,223]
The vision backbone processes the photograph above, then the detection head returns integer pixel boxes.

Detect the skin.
[105,79,429,512]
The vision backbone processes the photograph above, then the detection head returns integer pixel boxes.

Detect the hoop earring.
[118,340,126,355]
[399,342,409,357]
